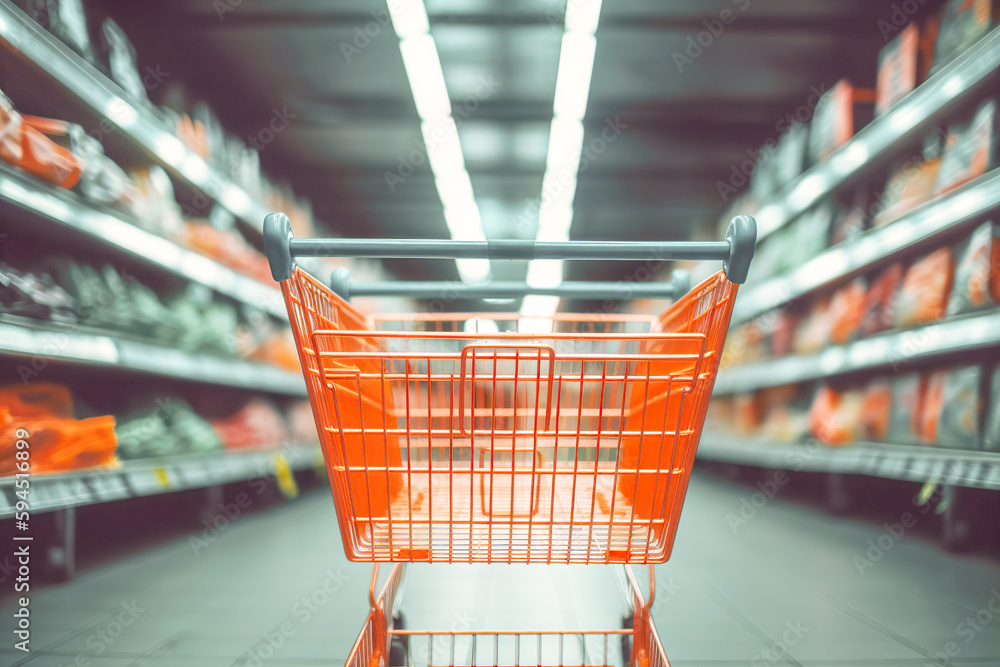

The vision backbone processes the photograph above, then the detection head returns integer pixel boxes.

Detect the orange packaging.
[860,381,892,441]
[919,370,948,444]
[894,247,955,328]
[808,386,864,445]
[808,80,876,163]
[949,221,999,315]
[0,111,82,189]
[876,24,920,115]
[888,373,927,444]
[934,100,996,195]
[829,278,868,344]
[860,263,904,336]
[873,156,942,227]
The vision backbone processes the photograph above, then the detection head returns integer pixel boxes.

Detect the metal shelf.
[731,169,1000,325]
[0,445,322,518]
[698,435,1000,491]
[0,321,306,396]
[751,25,1000,242]
[714,310,1000,394]
[0,0,271,233]
[0,164,288,320]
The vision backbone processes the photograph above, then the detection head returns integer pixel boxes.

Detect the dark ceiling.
[94,0,894,287]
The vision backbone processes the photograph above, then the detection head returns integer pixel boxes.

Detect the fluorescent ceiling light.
[552,35,597,121]
[389,0,491,285]
[519,296,561,320]
[545,118,585,172]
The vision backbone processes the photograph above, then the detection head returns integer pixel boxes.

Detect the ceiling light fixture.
[389,0,491,284]
[521,0,603,317]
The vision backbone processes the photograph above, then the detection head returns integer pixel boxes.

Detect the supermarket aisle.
[3,472,1000,667]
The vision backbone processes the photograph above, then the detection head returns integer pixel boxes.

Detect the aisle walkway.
[2,472,999,666]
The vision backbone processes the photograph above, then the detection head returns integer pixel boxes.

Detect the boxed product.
[932,0,998,74]
[920,366,981,448]
[887,373,926,445]
[934,99,997,194]
[894,247,954,328]
[859,263,904,336]
[947,221,1000,315]
[808,80,876,164]
[876,23,921,115]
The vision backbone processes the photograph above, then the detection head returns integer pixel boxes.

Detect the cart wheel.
[620,613,632,667]
[389,612,409,666]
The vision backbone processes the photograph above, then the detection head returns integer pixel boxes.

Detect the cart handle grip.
[327,270,691,301]
[263,213,756,283]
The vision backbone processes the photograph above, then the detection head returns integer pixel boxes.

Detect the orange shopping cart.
[263,212,755,667]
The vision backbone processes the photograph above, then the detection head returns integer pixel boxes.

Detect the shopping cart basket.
[264,213,755,564]
[347,562,670,667]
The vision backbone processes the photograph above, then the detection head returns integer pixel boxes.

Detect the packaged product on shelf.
[288,400,319,444]
[13,0,96,61]
[859,263,904,336]
[0,262,78,323]
[872,154,942,227]
[62,123,136,205]
[829,278,867,345]
[808,385,865,445]
[128,166,186,238]
[860,380,892,441]
[773,122,809,187]
[808,80,875,164]
[100,18,151,108]
[793,296,832,355]
[932,0,998,74]
[876,23,922,115]
[920,366,982,448]
[934,99,997,194]
[0,94,82,188]
[169,284,239,357]
[0,383,118,476]
[759,385,810,443]
[828,193,867,246]
[947,221,1000,315]
[168,110,209,158]
[193,102,226,166]
[887,373,926,445]
[894,247,955,328]
[792,203,834,262]
[985,365,1000,450]
[771,311,797,358]
[115,397,222,460]
[181,221,272,284]
[210,398,289,451]
[54,261,133,330]
[733,393,759,436]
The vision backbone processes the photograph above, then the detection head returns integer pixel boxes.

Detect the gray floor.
[2,472,1000,666]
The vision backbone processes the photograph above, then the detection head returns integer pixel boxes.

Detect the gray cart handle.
[264,213,756,284]
[328,269,691,301]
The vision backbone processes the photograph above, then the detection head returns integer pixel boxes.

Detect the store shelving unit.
[0,320,306,395]
[714,310,1000,394]
[699,436,1000,491]
[0,445,322,519]
[0,0,271,235]
[752,25,1000,242]
[730,169,1000,326]
[0,164,288,319]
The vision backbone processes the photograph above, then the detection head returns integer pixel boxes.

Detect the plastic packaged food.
[793,296,832,355]
[860,381,892,441]
[934,99,997,194]
[13,0,95,61]
[211,398,289,451]
[894,247,954,328]
[808,386,864,445]
[948,221,999,315]
[829,278,868,344]
[860,263,904,336]
[101,18,150,107]
[872,156,942,227]
[888,373,926,445]
[0,105,82,188]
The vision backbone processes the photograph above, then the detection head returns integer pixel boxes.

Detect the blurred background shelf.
[714,310,1000,394]
[0,0,271,234]
[0,445,321,518]
[0,163,288,319]
[730,169,1000,325]
[0,320,306,395]
[698,435,1000,490]
[751,25,1000,242]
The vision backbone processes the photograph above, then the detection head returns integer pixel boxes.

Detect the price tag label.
[154,467,171,489]
[273,455,298,499]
